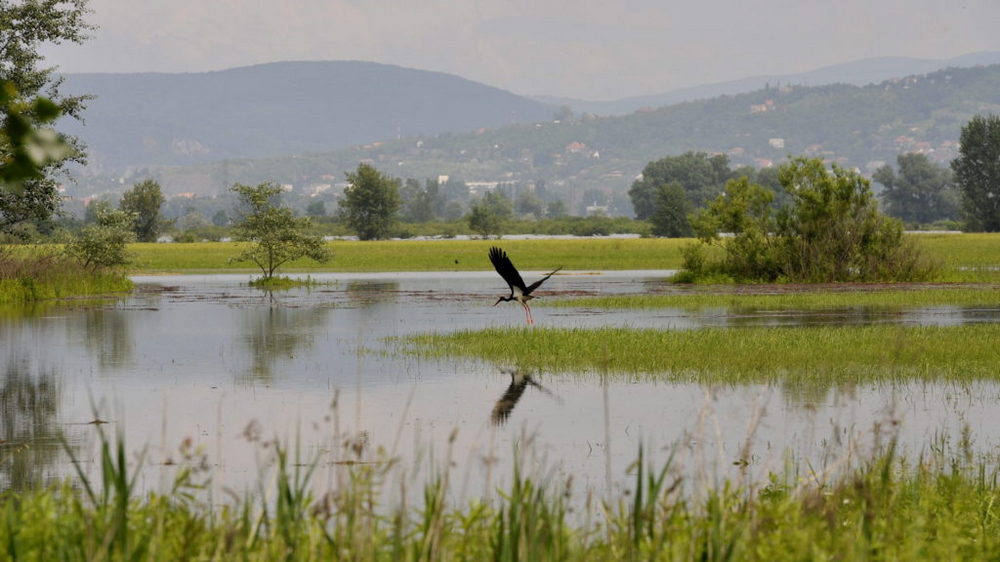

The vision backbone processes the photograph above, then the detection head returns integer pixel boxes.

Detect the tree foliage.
[0,0,92,234]
[399,178,441,223]
[119,180,166,242]
[628,152,736,219]
[340,163,401,240]
[468,191,513,238]
[951,114,1000,232]
[228,182,330,279]
[873,153,958,224]
[687,157,933,282]
[64,208,135,270]
[649,181,693,237]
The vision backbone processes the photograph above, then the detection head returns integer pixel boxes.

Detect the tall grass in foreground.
[0,247,133,306]
[402,324,1000,383]
[2,429,1000,559]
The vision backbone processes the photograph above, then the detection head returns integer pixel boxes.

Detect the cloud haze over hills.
[41,0,1000,101]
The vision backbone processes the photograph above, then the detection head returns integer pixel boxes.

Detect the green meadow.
[125,238,688,273]
[120,232,1000,278]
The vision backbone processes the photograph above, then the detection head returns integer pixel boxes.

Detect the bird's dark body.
[488,246,562,325]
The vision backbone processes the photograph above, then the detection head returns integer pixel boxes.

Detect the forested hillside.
[121,63,1000,206]
[58,61,557,169]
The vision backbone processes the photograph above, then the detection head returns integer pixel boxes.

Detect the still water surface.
[2,271,1000,499]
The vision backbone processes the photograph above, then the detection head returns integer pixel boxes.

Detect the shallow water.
[2,271,1000,499]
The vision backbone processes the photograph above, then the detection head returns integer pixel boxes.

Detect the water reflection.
[490,368,560,426]
[343,281,400,308]
[1,272,999,499]
[239,301,332,382]
[82,307,134,368]
[0,356,62,490]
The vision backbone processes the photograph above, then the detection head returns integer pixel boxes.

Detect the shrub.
[687,157,936,283]
[64,209,136,270]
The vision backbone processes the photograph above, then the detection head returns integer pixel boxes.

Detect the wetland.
[3,237,1000,558]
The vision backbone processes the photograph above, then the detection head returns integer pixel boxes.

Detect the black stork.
[488,246,562,325]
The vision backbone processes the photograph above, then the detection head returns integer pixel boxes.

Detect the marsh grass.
[2,423,1000,559]
[247,275,334,289]
[0,247,133,305]
[547,286,1000,311]
[402,324,1000,383]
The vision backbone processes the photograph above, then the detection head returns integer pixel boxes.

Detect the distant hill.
[534,51,1000,115]
[130,63,1000,204]
[58,61,557,170]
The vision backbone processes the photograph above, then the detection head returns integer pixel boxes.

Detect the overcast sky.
[40,0,1000,101]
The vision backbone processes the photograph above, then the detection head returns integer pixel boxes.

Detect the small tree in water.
[685,157,935,283]
[229,182,330,280]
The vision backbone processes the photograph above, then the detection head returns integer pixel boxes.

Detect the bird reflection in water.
[490,368,559,426]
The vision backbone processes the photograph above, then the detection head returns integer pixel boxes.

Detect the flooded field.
[2,271,1000,500]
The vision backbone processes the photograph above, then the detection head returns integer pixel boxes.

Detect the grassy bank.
[0,249,133,306]
[124,238,688,274]
[5,433,1000,560]
[119,233,1000,277]
[401,323,1000,383]
[5,233,997,277]
[547,286,1000,311]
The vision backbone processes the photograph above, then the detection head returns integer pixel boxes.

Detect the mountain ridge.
[58,60,557,170]
[532,51,1000,115]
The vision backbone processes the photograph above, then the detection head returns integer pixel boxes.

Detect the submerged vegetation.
[548,286,1000,311]
[403,324,1000,383]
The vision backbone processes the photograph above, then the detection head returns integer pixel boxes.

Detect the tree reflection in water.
[83,307,134,368]
[344,281,399,308]
[0,356,63,490]
[240,294,332,382]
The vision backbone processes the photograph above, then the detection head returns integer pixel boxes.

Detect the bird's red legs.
[522,302,534,325]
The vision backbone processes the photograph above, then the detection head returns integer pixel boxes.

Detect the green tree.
[951,114,1000,232]
[64,208,135,270]
[546,199,568,218]
[399,178,440,223]
[514,190,544,218]
[305,200,326,217]
[83,198,110,223]
[468,191,513,238]
[649,181,693,237]
[340,163,401,240]
[119,180,166,242]
[0,0,93,235]
[229,182,331,280]
[873,153,958,224]
[629,152,735,219]
[688,157,932,282]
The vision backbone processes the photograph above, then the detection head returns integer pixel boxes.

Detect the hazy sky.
[40,0,1000,101]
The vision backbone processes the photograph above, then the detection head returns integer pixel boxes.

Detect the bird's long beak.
[493,297,503,307]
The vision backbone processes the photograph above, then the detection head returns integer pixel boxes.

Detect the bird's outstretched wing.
[489,246,526,292]
[525,266,563,294]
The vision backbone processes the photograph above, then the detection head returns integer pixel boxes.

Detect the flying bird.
[488,246,562,325]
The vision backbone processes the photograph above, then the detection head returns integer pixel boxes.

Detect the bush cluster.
[683,157,936,283]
